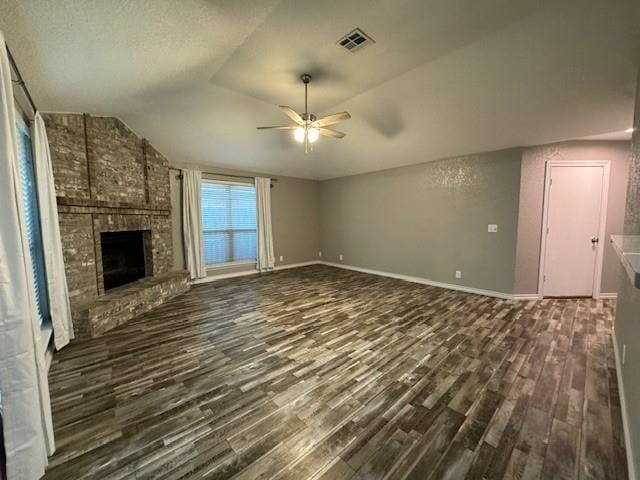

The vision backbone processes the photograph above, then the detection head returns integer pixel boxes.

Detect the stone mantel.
[56,195,170,214]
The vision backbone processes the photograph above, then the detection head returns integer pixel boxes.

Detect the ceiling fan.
[257,73,351,153]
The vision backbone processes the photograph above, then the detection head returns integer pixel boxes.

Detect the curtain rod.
[7,44,37,114]
[172,169,278,183]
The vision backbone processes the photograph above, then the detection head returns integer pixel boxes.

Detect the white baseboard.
[510,292,618,301]
[193,261,320,284]
[511,294,542,301]
[613,328,636,480]
[274,261,320,271]
[599,293,618,300]
[194,260,544,302]
[193,269,258,284]
[319,261,514,300]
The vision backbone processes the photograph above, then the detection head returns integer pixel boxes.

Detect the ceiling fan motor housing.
[301,113,316,123]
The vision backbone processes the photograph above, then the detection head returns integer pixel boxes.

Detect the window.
[16,111,50,326]
[201,181,257,265]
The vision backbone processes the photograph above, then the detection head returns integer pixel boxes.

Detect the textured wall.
[58,213,97,299]
[43,113,89,199]
[44,114,171,209]
[614,68,640,477]
[625,93,640,236]
[43,113,174,308]
[513,141,630,295]
[319,148,522,294]
[86,116,146,204]
[146,144,171,209]
[270,175,321,266]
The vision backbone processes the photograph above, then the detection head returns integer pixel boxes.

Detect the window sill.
[205,260,256,271]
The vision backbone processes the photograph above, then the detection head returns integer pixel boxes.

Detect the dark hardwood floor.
[44,265,627,479]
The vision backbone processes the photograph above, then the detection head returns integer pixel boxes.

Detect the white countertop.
[610,235,640,289]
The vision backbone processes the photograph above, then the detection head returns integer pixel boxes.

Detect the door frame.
[537,160,610,299]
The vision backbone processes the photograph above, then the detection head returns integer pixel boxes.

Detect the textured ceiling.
[2,0,639,179]
[210,0,558,111]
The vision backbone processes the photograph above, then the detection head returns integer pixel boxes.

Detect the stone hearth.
[44,113,189,338]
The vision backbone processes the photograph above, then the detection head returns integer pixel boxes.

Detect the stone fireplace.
[44,113,190,338]
[100,230,148,291]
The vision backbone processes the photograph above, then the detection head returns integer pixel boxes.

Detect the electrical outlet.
[318,251,322,257]
[622,343,627,365]
[455,270,462,279]
[339,254,344,261]
[488,224,498,233]
[279,255,283,262]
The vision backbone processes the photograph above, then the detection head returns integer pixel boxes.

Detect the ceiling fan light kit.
[257,73,351,153]
[307,127,320,143]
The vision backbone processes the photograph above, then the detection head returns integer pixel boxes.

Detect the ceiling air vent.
[337,28,375,53]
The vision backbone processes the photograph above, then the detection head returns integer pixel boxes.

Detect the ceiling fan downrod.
[301,74,311,152]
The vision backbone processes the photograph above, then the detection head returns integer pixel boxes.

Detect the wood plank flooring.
[44,265,628,479]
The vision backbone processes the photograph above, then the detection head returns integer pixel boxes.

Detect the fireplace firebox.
[100,230,148,290]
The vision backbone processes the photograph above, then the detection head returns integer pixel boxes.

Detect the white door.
[541,162,608,297]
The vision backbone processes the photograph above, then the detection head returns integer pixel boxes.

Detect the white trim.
[193,261,320,284]
[193,268,258,284]
[599,292,618,300]
[613,328,636,480]
[201,177,254,187]
[192,260,541,302]
[319,261,514,300]
[537,160,610,300]
[274,261,319,271]
[511,294,541,301]
[206,259,256,271]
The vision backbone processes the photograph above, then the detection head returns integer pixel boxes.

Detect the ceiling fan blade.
[256,125,297,130]
[313,112,351,128]
[318,127,346,139]
[279,106,304,125]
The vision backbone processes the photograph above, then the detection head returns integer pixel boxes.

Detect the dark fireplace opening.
[101,230,147,291]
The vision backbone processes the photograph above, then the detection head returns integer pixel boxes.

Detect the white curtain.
[256,177,275,272]
[33,113,74,350]
[0,31,55,479]
[182,169,206,279]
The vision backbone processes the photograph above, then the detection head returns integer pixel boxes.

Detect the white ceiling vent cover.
[337,28,375,52]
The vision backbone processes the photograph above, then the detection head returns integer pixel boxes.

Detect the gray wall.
[514,141,630,295]
[170,163,320,274]
[614,68,640,477]
[320,148,522,294]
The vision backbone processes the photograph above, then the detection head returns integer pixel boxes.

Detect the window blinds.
[200,181,257,265]
[16,115,50,326]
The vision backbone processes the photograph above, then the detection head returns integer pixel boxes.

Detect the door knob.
[591,237,599,244]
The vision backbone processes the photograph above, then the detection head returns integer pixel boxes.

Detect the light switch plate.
[488,224,498,233]
[455,270,462,279]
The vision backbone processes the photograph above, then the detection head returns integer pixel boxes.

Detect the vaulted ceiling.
[2,0,639,179]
